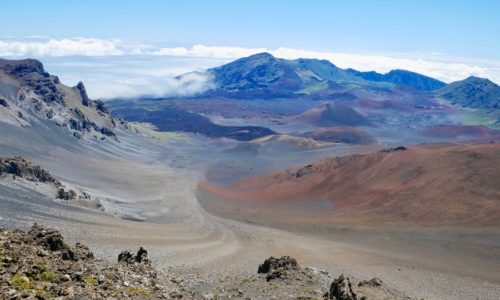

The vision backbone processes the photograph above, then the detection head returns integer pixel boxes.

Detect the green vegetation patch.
[297,81,329,95]
[84,276,98,286]
[127,286,152,297]
[460,110,500,129]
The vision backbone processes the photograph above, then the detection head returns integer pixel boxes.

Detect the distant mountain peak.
[248,52,275,59]
[463,76,496,85]
[437,76,500,109]
[348,68,447,91]
[176,53,500,100]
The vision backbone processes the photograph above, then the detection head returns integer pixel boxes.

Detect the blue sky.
[2,0,499,59]
[1,0,499,98]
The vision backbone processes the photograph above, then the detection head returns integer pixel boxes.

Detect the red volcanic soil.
[303,127,376,145]
[420,125,500,143]
[292,102,374,127]
[200,143,500,227]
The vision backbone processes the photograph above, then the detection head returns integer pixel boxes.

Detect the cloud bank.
[1,37,499,98]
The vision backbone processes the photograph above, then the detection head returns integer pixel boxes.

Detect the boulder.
[257,256,299,281]
[327,274,358,300]
[57,188,77,200]
[28,223,68,252]
[100,127,116,137]
[0,97,9,108]
[74,243,94,260]
[118,250,134,263]
[118,247,149,264]
[136,247,148,263]
[358,277,382,287]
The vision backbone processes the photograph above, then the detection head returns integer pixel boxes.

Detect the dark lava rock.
[46,108,54,119]
[3,58,48,77]
[258,256,299,281]
[118,250,134,263]
[113,106,275,141]
[1,58,63,104]
[0,156,61,185]
[68,108,99,133]
[0,224,168,299]
[118,247,149,264]
[28,223,68,252]
[100,126,116,136]
[0,97,9,108]
[76,81,91,106]
[358,277,383,287]
[294,164,314,178]
[379,146,407,153]
[136,247,148,263]
[57,188,76,200]
[327,274,358,300]
[94,99,110,114]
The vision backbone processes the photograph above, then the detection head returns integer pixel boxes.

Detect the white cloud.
[1,37,499,99]
[0,37,142,57]
[154,44,269,59]
[40,56,220,99]
[82,72,214,99]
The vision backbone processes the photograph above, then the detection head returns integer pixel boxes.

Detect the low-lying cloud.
[38,56,220,99]
[1,37,499,98]
[82,72,214,100]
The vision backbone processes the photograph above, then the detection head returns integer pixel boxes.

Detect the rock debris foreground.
[0,225,402,299]
[0,224,169,299]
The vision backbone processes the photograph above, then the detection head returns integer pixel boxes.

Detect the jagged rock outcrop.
[257,256,299,281]
[0,58,123,140]
[326,274,358,300]
[57,188,76,200]
[1,58,63,104]
[100,126,116,137]
[94,99,110,114]
[0,156,102,210]
[28,223,69,252]
[118,247,149,264]
[75,81,91,106]
[0,156,60,185]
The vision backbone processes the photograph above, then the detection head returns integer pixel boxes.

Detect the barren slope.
[200,143,500,227]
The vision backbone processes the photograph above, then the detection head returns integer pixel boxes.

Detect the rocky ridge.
[0,157,60,186]
[0,58,125,140]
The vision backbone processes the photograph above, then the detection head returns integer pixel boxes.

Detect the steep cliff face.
[0,58,126,140]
